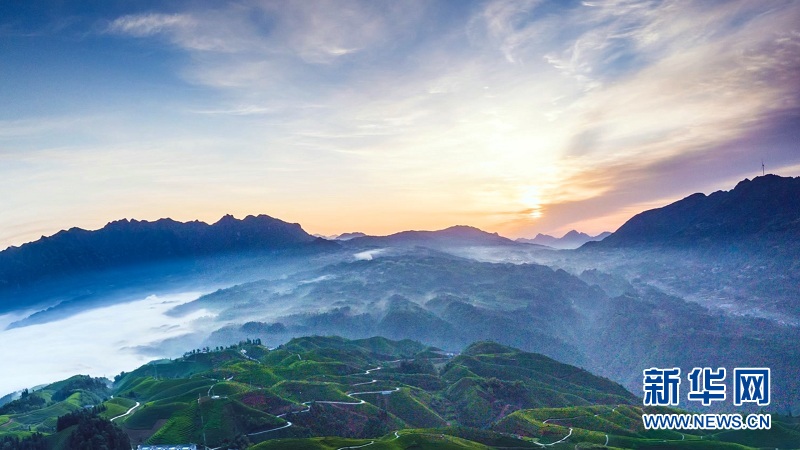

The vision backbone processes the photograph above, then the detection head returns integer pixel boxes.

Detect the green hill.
[1,336,794,449]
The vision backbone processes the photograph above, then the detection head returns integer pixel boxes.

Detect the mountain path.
[110,401,140,422]
[245,365,397,440]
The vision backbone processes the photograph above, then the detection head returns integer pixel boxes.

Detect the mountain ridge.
[591,174,800,248]
[517,230,611,249]
[346,225,516,248]
[0,214,332,291]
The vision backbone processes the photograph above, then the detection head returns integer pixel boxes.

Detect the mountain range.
[576,175,800,326]
[1,174,800,445]
[517,230,611,249]
[7,174,796,292]
[0,214,330,292]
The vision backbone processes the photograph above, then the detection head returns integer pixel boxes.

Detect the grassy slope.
[250,431,493,450]
[494,405,800,449]
[2,336,795,450]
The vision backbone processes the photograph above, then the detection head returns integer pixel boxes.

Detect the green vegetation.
[250,432,494,450]
[494,405,800,449]
[0,337,794,449]
[97,397,135,421]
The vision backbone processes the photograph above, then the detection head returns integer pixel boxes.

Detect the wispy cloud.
[1,0,799,246]
[108,13,193,38]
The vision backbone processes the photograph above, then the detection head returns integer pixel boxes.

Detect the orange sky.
[2,1,800,248]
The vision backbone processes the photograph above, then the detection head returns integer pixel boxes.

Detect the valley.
[1,175,799,448]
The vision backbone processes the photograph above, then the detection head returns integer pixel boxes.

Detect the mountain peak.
[334,232,367,241]
[518,230,609,249]
[562,230,589,239]
[439,225,499,237]
[0,214,324,291]
[214,214,238,225]
[596,175,800,248]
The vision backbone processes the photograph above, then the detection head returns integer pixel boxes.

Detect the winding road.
[537,405,624,447]
[336,442,375,449]
[244,366,399,441]
[110,401,140,422]
[549,428,573,445]
[540,405,693,448]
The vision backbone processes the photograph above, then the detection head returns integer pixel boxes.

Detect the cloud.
[106,1,423,62]
[462,0,800,235]
[2,1,800,246]
[0,293,211,395]
[108,13,192,37]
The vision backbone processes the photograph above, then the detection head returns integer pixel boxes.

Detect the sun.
[521,185,544,219]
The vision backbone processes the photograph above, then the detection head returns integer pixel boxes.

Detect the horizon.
[0,211,611,252]
[2,172,791,252]
[2,1,799,249]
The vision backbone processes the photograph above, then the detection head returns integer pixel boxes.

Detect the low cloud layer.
[0,292,211,395]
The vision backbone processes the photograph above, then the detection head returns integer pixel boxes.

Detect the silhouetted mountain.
[0,214,331,290]
[593,175,800,248]
[517,230,611,249]
[347,225,515,248]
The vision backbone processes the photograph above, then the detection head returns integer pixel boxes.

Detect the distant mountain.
[594,175,800,248]
[0,214,331,290]
[347,225,515,248]
[517,230,611,249]
[193,249,800,413]
[334,232,367,240]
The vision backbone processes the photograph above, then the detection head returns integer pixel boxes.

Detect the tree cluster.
[52,376,109,402]
[54,406,129,450]
[0,390,46,415]
[56,405,105,432]
[0,434,47,450]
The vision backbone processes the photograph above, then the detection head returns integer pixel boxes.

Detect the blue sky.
[2,0,799,247]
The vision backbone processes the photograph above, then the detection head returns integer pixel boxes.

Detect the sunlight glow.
[0,1,799,245]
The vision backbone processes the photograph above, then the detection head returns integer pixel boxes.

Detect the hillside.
[2,336,796,449]
[172,248,800,414]
[571,175,800,328]
[593,175,800,248]
[0,214,332,292]
[494,404,800,449]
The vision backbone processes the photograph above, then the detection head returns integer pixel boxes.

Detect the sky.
[1,0,799,248]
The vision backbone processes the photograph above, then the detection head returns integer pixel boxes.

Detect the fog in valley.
[2,222,799,415]
[0,292,208,395]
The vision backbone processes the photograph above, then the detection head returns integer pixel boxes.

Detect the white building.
[136,445,197,450]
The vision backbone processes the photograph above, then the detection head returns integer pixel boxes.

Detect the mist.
[0,292,213,396]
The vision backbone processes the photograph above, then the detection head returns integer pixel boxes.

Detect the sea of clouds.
[0,292,214,396]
